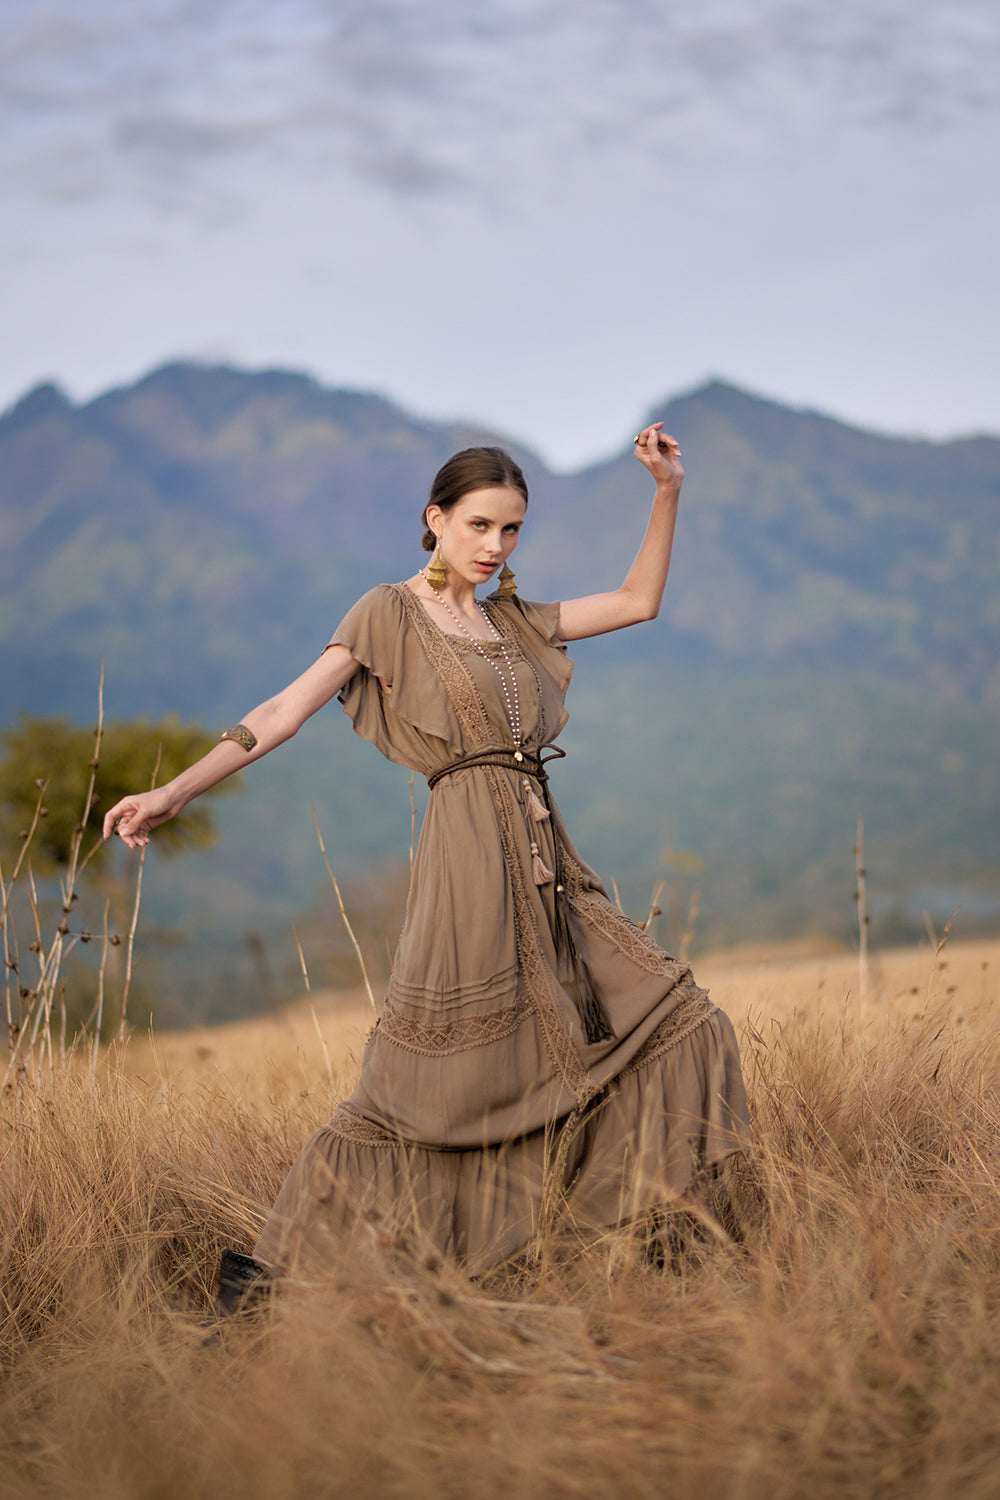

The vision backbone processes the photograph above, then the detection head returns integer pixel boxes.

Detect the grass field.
[3,935,999,1499]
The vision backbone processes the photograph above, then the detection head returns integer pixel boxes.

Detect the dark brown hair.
[421,447,529,551]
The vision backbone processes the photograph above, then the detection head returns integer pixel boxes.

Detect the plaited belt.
[427,746,564,791]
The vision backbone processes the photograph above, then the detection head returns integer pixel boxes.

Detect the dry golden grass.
[3,936,1000,1500]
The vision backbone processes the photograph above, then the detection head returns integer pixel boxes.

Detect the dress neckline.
[395,580,513,650]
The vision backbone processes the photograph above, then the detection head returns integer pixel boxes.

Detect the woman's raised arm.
[102,645,360,848]
[556,424,684,642]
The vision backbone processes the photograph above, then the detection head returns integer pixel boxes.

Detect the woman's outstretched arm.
[102,645,360,848]
[556,423,684,642]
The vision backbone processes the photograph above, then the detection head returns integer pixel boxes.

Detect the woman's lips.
[475,562,498,573]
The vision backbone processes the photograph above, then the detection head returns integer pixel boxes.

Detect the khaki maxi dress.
[254,583,749,1276]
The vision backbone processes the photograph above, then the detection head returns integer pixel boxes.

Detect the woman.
[104,425,749,1299]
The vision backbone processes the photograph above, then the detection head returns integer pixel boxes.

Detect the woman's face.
[427,486,527,589]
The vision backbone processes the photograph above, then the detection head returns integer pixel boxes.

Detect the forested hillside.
[3,364,997,1021]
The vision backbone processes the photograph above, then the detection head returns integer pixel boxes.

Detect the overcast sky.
[2,0,997,469]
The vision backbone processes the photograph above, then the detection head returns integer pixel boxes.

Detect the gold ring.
[633,433,642,444]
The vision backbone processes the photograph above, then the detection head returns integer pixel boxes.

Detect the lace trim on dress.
[327,1103,401,1148]
[376,991,531,1056]
[620,988,718,1079]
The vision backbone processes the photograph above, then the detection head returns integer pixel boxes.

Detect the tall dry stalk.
[1,781,49,1065]
[117,745,160,1041]
[312,805,379,1014]
[641,880,665,939]
[291,921,335,1088]
[47,663,106,1068]
[679,888,700,963]
[855,813,869,1023]
[90,898,111,1085]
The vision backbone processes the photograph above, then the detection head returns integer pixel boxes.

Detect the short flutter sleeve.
[327,585,461,770]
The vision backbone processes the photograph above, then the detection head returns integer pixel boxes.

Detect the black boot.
[214,1249,273,1317]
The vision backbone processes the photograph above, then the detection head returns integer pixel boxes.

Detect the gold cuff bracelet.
[220,724,257,752]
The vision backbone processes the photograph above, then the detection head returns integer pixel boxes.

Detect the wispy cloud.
[2,0,997,220]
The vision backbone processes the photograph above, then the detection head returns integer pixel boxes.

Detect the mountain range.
[2,363,997,1021]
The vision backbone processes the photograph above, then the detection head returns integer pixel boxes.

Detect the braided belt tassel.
[525,781,550,823]
[553,886,615,1044]
[524,774,555,884]
[534,774,615,1045]
[530,840,555,884]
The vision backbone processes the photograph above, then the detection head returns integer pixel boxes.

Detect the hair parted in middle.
[420,447,529,551]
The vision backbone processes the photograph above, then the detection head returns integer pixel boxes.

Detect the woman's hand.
[632,423,684,489]
[103,787,183,848]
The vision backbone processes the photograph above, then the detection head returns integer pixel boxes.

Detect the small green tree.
[0,714,242,873]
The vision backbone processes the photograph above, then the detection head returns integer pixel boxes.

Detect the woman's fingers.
[103,798,149,846]
[633,424,683,473]
[633,423,680,452]
[103,802,128,840]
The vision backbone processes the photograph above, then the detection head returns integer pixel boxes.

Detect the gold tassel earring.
[497,562,517,599]
[426,544,447,591]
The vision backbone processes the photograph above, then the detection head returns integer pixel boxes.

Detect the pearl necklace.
[429,589,524,760]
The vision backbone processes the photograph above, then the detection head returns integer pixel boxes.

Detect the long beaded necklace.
[426,584,525,761]
[423,575,561,896]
